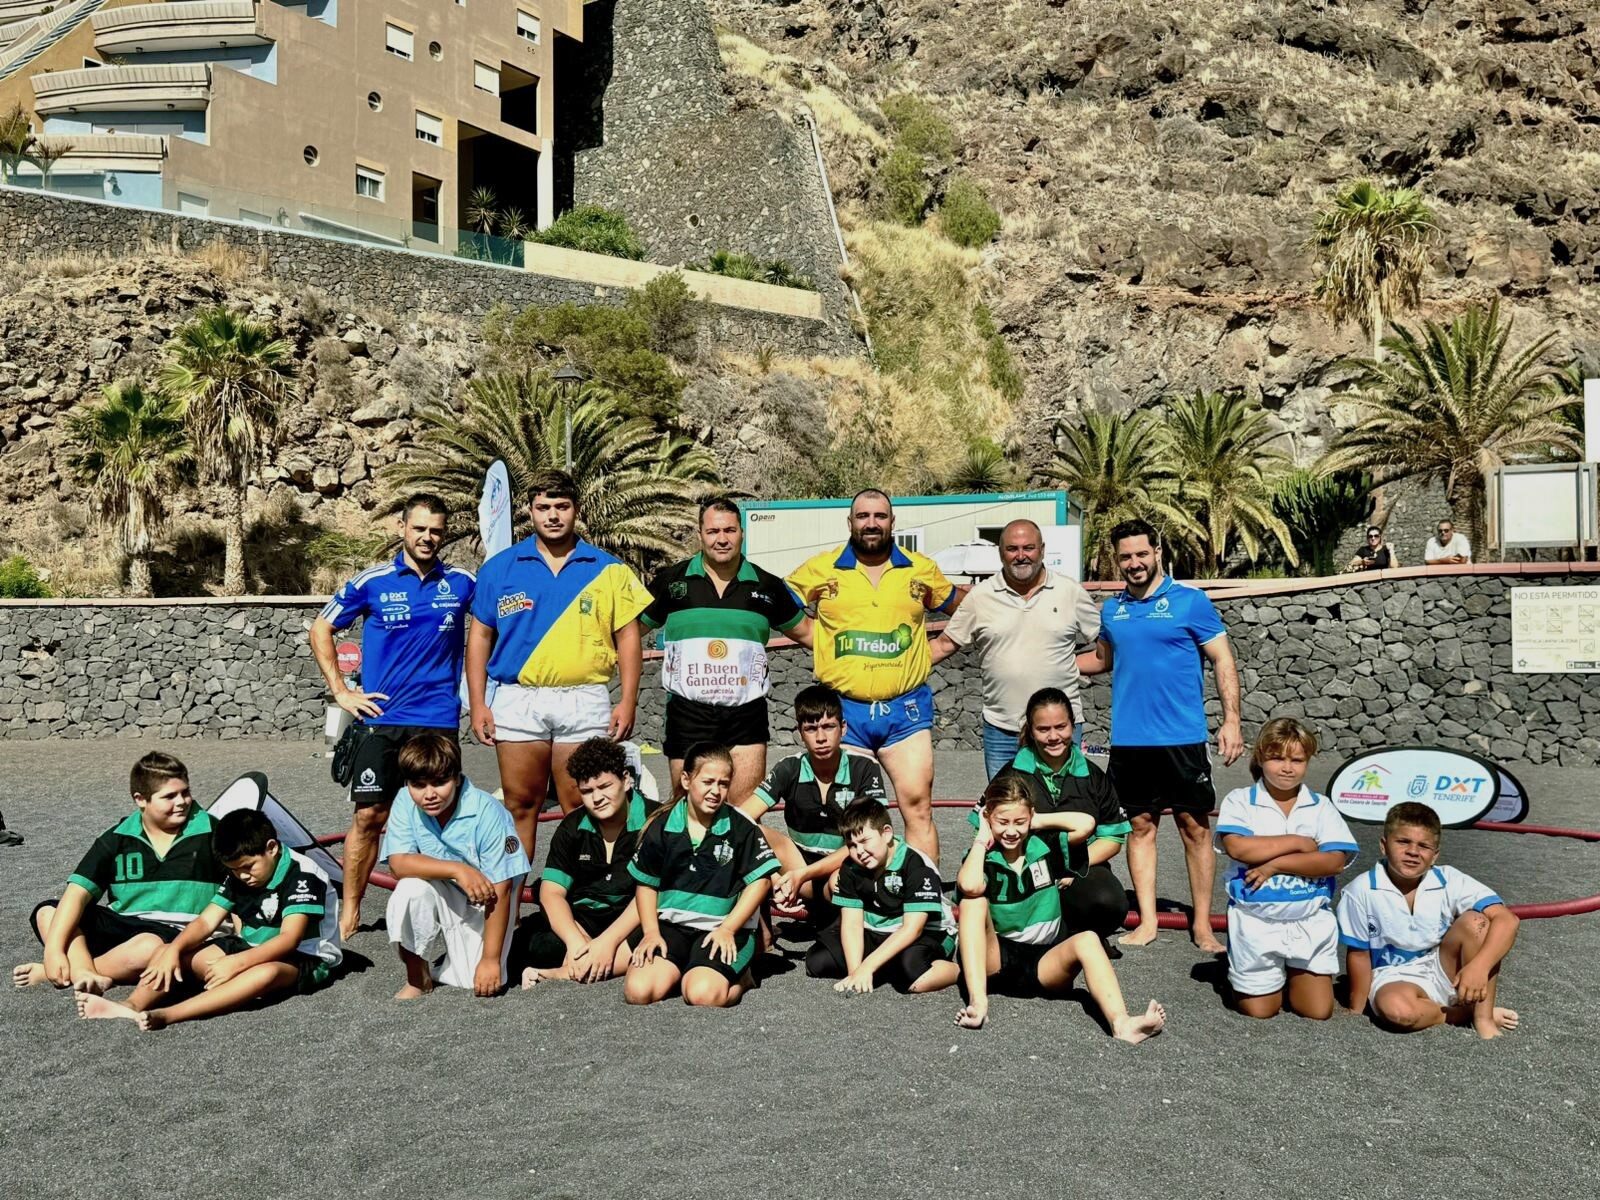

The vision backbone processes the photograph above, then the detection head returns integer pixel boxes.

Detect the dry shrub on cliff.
[6,498,121,597]
[26,253,110,280]
[188,239,263,283]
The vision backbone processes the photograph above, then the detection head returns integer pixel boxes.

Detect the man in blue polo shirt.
[310,493,475,940]
[1079,518,1243,953]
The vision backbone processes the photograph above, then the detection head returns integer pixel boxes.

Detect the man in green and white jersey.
[642,497,812,799]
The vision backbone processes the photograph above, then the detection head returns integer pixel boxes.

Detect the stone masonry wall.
[1,569,1597,768]
[566,1,859,352]
[0,187,854,359]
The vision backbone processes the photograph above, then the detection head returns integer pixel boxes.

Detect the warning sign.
[1511,587,1600,673]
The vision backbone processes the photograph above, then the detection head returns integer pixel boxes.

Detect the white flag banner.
[464,460,515,713]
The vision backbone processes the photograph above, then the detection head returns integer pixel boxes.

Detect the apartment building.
[0,1,592,247]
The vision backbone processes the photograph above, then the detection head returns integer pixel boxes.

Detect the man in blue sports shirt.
[310,493,475,940]
[1079,518,1243,953]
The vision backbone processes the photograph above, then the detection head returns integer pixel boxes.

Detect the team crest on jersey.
[712,842,733,866]
[359,768,377,788]
[815,579,840,600]
[884,874,902,896]
[261,894,280,920]
[669,580,689,599]
[498,592,532,618]
[437,579,452,596]
[290,878,316,902]
[1154,597,1171,614]
[909,580,928,603]
[580,592,595,615]
[504,836,518,854]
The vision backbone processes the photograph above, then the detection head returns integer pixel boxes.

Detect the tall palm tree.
[1045,408,1197,580]
[1311,180,1438,360]
[159,308,298,595]
[381,371,719,571]
[1319,300,1576,555]
[0,104,35,182]
[62,382,192,596]
[1159,390,1298,577]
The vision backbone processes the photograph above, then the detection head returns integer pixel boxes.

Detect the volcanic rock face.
[711,0,1600,463]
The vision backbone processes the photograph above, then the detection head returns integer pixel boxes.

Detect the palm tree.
[937,439,1019,494]
[381,371,719,570]
[62,382,193,596]
[465,186,500,236]
[29,138,74,189]
[1319,300,1576,555]
[1044,408,1197,580]
[1158,390,1298,577]
[159,308,298,594]
[1311,180,1438,360]
[1272,468,1372,576]
[0,104,36,182]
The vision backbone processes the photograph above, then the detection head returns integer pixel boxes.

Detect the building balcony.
[92,1,267,56]
[42,132,169,172]
[33,63,210,114]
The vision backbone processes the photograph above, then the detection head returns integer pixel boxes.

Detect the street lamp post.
[552,361,584,471]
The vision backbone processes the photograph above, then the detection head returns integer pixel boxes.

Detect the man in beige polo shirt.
[929,519,1101,777]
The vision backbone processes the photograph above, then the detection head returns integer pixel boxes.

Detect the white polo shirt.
[1215,784,1359,920]
[1336,862,1502,968]
[942,569,1101,731]
[1424,533,1472,562]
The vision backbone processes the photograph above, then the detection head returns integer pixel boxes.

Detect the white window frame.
[894,529,925,554]
[473,60,499,95]
[414,110,442,145]
[516,11,540,44]
[355,165,386,201]
[177,191,209,215]
[384,23,414,60]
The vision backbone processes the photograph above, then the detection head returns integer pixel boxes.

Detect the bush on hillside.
[0,554,51,598]
[696,250,817,291]
[880,94,955,162]
[529,205,645,260]
[874,146,930,226]
[632,272,700,357]
[939,176,1002,248]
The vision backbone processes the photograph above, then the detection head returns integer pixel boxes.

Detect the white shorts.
[1226,906,1339,996]
[386,876,522,989]
[489,683,611,743]
[1371,951,1455,1009]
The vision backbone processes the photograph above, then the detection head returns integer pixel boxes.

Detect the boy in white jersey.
[1215,719,1359,1020]
[1337,801,1520,1039]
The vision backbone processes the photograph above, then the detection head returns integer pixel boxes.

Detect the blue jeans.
[983,721,1021,779]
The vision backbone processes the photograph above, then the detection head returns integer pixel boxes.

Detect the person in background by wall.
[1424,519,1472,566]
[930,519,1101,778]
[1347,526,1400,572]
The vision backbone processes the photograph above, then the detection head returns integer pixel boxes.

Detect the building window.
[355,166,385,201]
[415,111,442,145]
[516,11,540,44]
[473,61,499,95]
[367,91,382,112]
[894,529,925,554]
[385,23,413,60]
[177,192,209,216]
[240,209,274,226]
[429,41,443,60]
[304,145,319,166]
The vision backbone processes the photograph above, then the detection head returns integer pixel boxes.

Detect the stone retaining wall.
[0,187,855,359]
[1,566,1597,766]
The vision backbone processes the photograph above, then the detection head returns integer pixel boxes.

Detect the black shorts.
[31,899,184,957]
[350,724,458,808]
[805,925,953,992]
[993,937,1055,996]
[657,919,757,985]
[1108,743,1215,817]
[511,906,641,970]
[1058,865,1130,941]
[209,934,335,994]
[664,695,769,760]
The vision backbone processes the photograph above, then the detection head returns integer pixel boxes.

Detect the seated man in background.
[1424,519,1471,566]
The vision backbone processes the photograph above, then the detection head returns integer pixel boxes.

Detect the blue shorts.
[840,684,934,752]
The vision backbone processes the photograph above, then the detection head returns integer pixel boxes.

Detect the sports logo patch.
[909,580,928,603]
[579,592,595,615]
[261,894,280,920]
[712,842,734,866]
[669,580,689,600]
[359,768,377,788]
[504,836,519,854]
[498,592,532,618]
[438,579,452,596]
[884,874,902,896]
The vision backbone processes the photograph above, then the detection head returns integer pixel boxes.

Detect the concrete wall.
[0,185,855,357]
[1,566,1598,769]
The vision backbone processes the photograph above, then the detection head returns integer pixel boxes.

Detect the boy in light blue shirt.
[382,733,530,999]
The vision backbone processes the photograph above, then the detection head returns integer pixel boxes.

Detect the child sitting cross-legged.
[75,809,341,1030]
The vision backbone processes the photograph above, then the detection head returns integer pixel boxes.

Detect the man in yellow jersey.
[467,470,653,858]
[786,490,966,860]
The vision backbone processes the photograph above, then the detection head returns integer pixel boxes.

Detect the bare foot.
[394,982,433,1000]
[75,991,139,1022]
[136,1010,170,1032]
[338,918,361,942]
[12,962,47,988]
[1113,1000,1167,1044]
[71,972,114,995]
[1476,1007,1519,1039]
[1191,929,1225,955]
[955,1001,988,1030]
[1119,924,1158,948]
[521,967,569,989]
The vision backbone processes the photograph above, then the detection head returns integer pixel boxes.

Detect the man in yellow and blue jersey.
[466,470,653,858]
[785,490,967,860]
